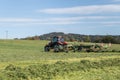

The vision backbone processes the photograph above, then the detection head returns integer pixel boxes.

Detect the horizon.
[1,31,120,40]
[0,0,120,39]
[22,32,120,39]
[40,32,120,36]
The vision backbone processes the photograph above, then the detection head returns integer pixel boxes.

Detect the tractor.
[44,36,68,52]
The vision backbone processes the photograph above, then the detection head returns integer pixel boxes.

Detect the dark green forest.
[20,32,120,44]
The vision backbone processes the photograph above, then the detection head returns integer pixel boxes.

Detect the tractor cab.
[51,36,58,43]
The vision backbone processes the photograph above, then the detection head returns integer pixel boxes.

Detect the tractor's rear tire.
[63,45,68,53]
[54,45,59,52]
[44,46,50,52]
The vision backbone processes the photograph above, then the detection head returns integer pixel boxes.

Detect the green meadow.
[0,40,120,80]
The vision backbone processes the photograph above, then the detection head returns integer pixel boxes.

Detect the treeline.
[20,32,120,44]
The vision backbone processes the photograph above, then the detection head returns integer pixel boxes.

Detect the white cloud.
[112,0,120,2]
[0,16,120,25]
[0,16,119,23]
[38,4,120,14]
[101,21,120,26]
[0,18,34,22]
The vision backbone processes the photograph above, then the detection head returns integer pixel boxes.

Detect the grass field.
[0,40,120,80]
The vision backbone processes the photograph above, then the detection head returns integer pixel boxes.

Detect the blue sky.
[0,0,120,39]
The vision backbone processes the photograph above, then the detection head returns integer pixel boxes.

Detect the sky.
[0,0,120,39]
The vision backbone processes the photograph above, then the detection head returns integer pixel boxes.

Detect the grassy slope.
[0,40,120,80]
[0,40,119,66]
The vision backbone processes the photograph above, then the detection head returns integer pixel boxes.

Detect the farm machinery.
[76,44,103,52]
[44,36,68,52]
[44,36,106,53]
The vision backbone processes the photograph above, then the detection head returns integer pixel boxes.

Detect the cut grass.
[0,54,119,69]
[53,66,120,80]
[1,58,119,80]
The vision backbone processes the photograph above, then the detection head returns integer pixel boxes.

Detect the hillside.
[21,32,120,44]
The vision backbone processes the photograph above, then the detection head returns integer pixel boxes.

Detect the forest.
[20,32,120,44]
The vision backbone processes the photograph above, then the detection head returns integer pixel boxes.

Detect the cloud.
[0,16,120,25]
[38,4,120,14]
[112,0,120,2]
[0,16,119,23]
[101,21,120,26]
[0,18,36,23]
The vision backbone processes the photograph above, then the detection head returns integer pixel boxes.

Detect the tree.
[83,36,91,42]
[101,35,116,43]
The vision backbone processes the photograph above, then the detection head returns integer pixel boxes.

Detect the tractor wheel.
[44,46,50,52]
[63,45,68,53]
[54,45,59,52]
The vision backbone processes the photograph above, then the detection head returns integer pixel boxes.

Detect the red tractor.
[44,36,68,52]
